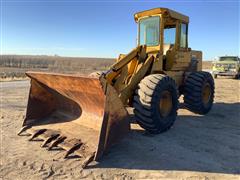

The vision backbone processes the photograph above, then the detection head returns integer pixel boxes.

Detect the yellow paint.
[102,8,203,105]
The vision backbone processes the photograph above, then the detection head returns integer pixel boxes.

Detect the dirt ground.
[0,77,239,179]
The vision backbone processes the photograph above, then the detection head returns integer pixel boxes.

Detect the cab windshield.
[139,16,160,46]
[219,57,238,61]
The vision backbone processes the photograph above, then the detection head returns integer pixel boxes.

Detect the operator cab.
[135,8,189,55]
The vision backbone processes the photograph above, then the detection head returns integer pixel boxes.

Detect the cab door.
[174,23,191,69]
[165,22,191,70]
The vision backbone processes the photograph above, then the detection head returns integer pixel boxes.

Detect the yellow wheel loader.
[18,8,215,168]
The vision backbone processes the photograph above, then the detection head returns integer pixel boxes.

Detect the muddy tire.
[184,71,214,114]
[213,74,217,79]
[133,74,178,134]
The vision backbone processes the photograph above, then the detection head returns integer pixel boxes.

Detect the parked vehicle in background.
[212,56,240,79]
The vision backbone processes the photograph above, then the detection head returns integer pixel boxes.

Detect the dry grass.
[0,55,114,80]
[202,61,213,69]
[0,55,213,81]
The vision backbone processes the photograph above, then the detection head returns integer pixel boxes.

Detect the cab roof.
[134,8,189,23]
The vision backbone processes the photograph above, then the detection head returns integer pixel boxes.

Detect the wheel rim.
[159,91,173,117]
[202,83,211,105]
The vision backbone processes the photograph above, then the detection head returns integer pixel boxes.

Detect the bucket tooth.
[41,134,60,147]
[17,125,31,136]
[81,152,95,169]
[64,141,83,159]
[48,136,67,150]
[28,129,47,141]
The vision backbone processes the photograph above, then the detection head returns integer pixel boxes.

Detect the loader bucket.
[19,71,129,167]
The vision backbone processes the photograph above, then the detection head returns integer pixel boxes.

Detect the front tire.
[133,74,178,134]
[184,71,214,114]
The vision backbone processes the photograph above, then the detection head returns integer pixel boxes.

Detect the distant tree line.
[0,55,115,80]
[0,55,114,70]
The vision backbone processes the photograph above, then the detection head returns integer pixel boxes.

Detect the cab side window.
[180,23,187,48]
[164,26,176,45]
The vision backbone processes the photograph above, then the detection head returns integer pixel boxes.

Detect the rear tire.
[213,74,217,79]
[133,74,178,134]
[184,71,214,114]
[235,74,239,79]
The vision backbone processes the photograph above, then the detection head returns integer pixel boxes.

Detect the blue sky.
[1,0,239,60]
